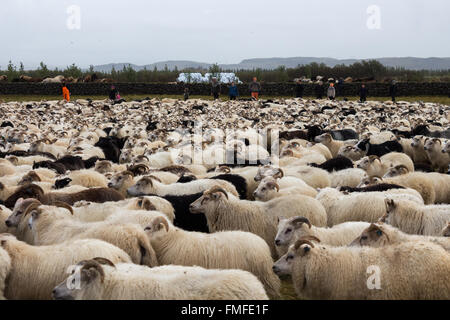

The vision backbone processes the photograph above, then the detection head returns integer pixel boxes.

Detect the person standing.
[62,83,70,102]
[109,85,118,101]
[184,87,190,101]
[249,77,261,100]
[389,80,398,102]
[327,83,336,100]
[295,79,305,98]
[336,77,345,97]
[359,84,368,102]
[211,77,221,100]
[315,81,324,99]
[228,81,239,100]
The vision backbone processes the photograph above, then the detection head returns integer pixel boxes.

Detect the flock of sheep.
[0,96,449,300]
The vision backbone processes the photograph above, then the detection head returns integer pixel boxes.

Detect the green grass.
[1,94,449,105]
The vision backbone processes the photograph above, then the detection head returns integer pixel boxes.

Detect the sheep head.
[5,198,41,228]
[144,216,170,238]
[349,223,389,247]
[275,216,313,248]
[189,187,229,214]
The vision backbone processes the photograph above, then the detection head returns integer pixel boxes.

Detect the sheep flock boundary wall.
[0,82,449,97]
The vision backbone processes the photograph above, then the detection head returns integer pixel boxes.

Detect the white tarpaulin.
[177,73,242,84]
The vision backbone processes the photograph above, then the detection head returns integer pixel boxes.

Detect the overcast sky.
[1,0,449,69]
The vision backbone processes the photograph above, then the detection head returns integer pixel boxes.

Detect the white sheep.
[27,204,158,267]
[0,234,131,300]
[127,175,239,197]
[314,133,344,157]
[316,187,423,227]
[273,238,450,299]
[350,222,450,251]
[382,198,450,236]
[254,165,330,189]
[144,216,280,298]
[275,216,370,255]
[253,176,317,201]
[189,187,327,257]
[0,247,11,300]
[52,259,269,300]
[424,138,450,173]
[330,168,366,188]
[357,153,414,177]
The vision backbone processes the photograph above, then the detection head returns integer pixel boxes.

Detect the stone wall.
[0,82,449,97]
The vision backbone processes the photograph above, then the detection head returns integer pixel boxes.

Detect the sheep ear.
[0,240,5,247]
[142,199,156,211]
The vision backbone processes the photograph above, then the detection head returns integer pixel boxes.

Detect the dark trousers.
[213,93,219,100]
[230,95,237,100]
[360,96,367,102]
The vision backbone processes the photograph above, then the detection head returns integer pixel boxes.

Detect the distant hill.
[91,57,450,72]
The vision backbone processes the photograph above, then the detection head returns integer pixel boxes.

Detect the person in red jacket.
[62,84,70,102]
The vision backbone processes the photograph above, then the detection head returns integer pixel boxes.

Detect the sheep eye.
[361,236,368,240]
[285,228,292,234]
[376,230,383,236]
[262,188,266,191]
[287,254,294,261]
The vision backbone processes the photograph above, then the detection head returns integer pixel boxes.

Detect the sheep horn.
[298,235,321,243]
[92,257,116,268]
[51,201,74,215]
[291,217,312,229]
[207,187,229,199]
[275,168,284,178]
[152,216,169,232]
[274,183,280,192]
[22,200,42,217]
[122,170,135,178]
[80,260,105,283]
[218,165,231,174]
[294,239,315,250]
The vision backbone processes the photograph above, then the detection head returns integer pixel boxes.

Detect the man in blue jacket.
[228,82,239,100]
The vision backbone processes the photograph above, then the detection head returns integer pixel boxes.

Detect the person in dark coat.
[359,84,368,102]
[295,79,305,98]
[183,87,190,101]
[336,78,345,97]
[109,85,118,101]
[228,82,239,100]
[389,80,398,102]
[315,81,324,99]
[211,77,221,100]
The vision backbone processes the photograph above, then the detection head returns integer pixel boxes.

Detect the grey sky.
[1,0,449,69]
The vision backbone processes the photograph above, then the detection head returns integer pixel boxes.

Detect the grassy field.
[0,94,449,105]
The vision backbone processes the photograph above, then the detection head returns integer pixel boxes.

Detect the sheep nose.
[5,220,11,227]
[275,239,281,246]
[107,183,113,188]
[272,265,280,273]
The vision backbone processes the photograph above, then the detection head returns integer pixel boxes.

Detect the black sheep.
[54,178,72,189]
[153,193,209,233]
[54,155,85,171]
[339,184,405,193]
[32,161,66,174]
[210,174,248,199]
[95,137,121,163]
[354,139,403,157]
[411,125,450,139]
[83,157,102,169]
[177,175,198,183]
[309,156,354,172]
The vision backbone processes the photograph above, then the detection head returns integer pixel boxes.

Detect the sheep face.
[338,145,364,161]
[189,188,228,214]
[442,223,450,237]
[275,217,312,248]
[119,149,133,164]
[383,165,409,178]
[411,136,424,148]
[273,239,315,277]
[18,171,41,186]
[94,160,112,174]
[253,178,279,201]
[357,175,383,188]
[349,223,389,247]
[272,246,296,276]
[424,138,441,152]
[127,197,156,211]
[254,166,283,182]
[126,176,155,197]
[108,172,133,190]
[144,217,170,240]
[314,133,331,144]
[53,261,105,300]
[5,198,39,228]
